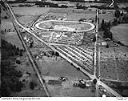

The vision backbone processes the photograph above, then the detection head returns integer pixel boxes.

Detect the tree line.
[100,9,128,40]
[1,39,24,59]
[1,39,25,97]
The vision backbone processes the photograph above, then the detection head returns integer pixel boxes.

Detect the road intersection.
[2,0,122,97]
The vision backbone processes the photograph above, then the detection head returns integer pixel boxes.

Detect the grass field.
[12,7,50,16]
[111,24,128,46]
[100,46,128,81]
[1,19,23,49]
[36,56,95,97]
[2,4,128,96]
[8,6,95,96]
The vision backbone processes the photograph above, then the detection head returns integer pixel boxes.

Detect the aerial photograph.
[1,0,128,98]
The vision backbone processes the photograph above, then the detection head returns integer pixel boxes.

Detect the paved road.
[1,1,50,97]
[3,1,122,97]
[94,9,99,97]
[54,45,93,73]
[13,22,50,97]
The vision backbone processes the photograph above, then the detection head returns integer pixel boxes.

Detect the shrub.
[29,81,37,90]
[4,16,8,19]
[16,60,21,64]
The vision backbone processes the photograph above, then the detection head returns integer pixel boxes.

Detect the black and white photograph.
[1,0,128,99]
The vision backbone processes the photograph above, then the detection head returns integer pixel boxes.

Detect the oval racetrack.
[35,20,95,32]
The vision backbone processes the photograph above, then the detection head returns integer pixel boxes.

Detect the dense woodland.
[1,39,24,97]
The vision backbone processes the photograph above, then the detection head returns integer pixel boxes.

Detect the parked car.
[59,77,68,81]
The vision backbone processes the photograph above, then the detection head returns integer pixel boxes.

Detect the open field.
[48,11,96,21]
[1,19,23,49]
[1,20,14,30]
[2,7,94,96]
[29,38,91,81]
[12,7,96,21]
[17,15,37,27]
[99,13,114,22]
[29,45,94,96]
[12,7,50,16]
[111,24,128,46]
[38,57,90,80]
[4,32,23,49]
[11,6,115,30]
[9,7,96,45]
[100,46,128,81]
[30,9,95,45]
[45,76,95,97]
[2,2,128,97]
[26,7,96,95]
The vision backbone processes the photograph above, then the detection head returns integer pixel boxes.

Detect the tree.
[4,16,8,19]
[112,18,118,25]
[55,52,59,57]
[122,15,128,23]
[16,59,21,64]
[29,41,33,48]
[92,36,96,42]
[76,3,79,7]
[15,0,27,3]
[1,81,11,97]
[93,79,97,85]
[106,44,109,48]
[29,81,37,90]
[95,15,98,23]
[113,2,119,9]
[115,10,120,18]
[105,21,111,30]
[1,65,23,96]
[1,30,5,35]
[103,29,113,40]
[95,0,98,2]
[1,39,23,96]
[19,50,23,56]
[101,19,105,30]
